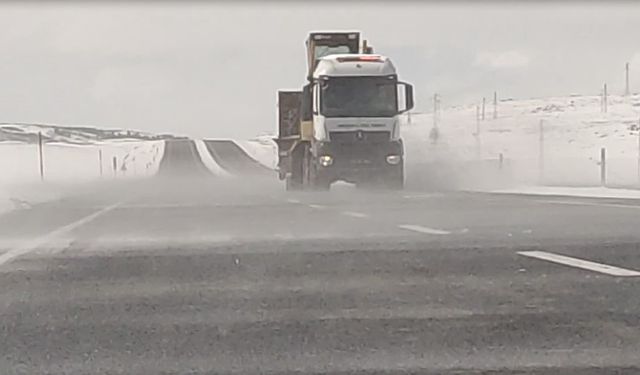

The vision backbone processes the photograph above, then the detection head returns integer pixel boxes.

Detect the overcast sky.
[1,2,639,138]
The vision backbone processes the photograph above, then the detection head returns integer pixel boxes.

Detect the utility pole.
[432,93,441,129]
[38,132,44,181]
[493,91,498,119]
[475,105,480,135]
[626,63,630,96]
[600,147,607,186]
[481,97,486,120]
[430,93,441,144]
[602,83,608,113]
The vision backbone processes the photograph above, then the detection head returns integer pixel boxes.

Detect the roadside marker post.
[99,149,103,178]
[112,157,117,178]
[539,120,544,184]
[475,105,481,159]
[38,132,44,181]
[637,118,640,187]
[600,147,607,187]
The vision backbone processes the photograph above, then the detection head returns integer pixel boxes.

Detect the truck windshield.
[320,77,397,118]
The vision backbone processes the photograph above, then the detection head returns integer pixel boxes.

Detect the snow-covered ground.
[236,135,277,169]
[489,186,640,200]
[0,137,165,215]
[403,93,640,189]
[0,122,177,144]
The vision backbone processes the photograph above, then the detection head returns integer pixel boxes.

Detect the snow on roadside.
[403,93,640,189]
[487,186,640,200]
[0,140,166,216]
[236,136,277,169]
[193,140,231,177]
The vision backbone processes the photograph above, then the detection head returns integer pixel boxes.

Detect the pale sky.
[0,2,639,138]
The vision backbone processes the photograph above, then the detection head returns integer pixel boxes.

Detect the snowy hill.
[0,123,184,144]
[403,93,640,188]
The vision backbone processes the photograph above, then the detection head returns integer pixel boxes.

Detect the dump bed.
[306,32,360,80]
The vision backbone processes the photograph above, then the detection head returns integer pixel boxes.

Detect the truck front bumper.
[312,140,403,183]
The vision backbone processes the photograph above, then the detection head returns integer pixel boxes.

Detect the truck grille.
[329,131,390,143]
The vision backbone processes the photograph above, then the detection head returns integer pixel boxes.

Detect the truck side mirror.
[397,82,414,113]
[405,83,414,112]
[301,84,313,121]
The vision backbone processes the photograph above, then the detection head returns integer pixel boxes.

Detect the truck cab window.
[320,77,398,118]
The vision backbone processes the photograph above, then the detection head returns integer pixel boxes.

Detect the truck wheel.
[385,166,405,190]
[286,176,301,191]
[286,145,305,191]
[310,162,331,191]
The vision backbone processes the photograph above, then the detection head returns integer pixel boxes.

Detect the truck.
[275,31,414,191]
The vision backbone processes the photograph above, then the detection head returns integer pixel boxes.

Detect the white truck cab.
[310,54,410,142]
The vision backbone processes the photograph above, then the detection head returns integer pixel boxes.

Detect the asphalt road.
[1,140,640,374]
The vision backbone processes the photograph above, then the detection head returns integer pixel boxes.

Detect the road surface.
[1,140,640,374]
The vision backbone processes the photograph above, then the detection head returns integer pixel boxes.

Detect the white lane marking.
[287,198,301,204]
[341,211,369,219]
[537,199,640,210]
[193,139,231,177]
[403,193,443,199]
[397,224,450,235]
[0,203,122,267]
[308,204,327,210]
[518,250,640,277]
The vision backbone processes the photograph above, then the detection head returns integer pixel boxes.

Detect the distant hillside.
[0,123,185,144]
[403,93,640,187]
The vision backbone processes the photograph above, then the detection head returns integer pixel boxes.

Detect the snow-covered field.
[403,93,640,189]
[0,128,165,215]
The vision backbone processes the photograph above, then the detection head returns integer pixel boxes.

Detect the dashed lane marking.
[341,211,369,219]
[308,204,327,210]
[397,224,450,235]
[536,199,640,210]
[518,250,640,277]
[0,203,122,267]
[287,198,301,204]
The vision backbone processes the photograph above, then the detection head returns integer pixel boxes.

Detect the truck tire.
[286,145,305,191]
[385,165,405,190]
[309,157,330,191]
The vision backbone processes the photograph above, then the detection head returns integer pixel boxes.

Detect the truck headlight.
[319,155,333,167]
[386,155,401,165]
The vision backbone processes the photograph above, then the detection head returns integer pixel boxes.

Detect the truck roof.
[313,54,397,78]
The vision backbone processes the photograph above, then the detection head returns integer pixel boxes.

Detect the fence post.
[600,147,607,187]
[637,118,640,186]
[38,131,44,181]
[482,97,486,120]
[99,149,103,177]
[539,120,544,183]
[499,153,504,170]
[475,105,481,159]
